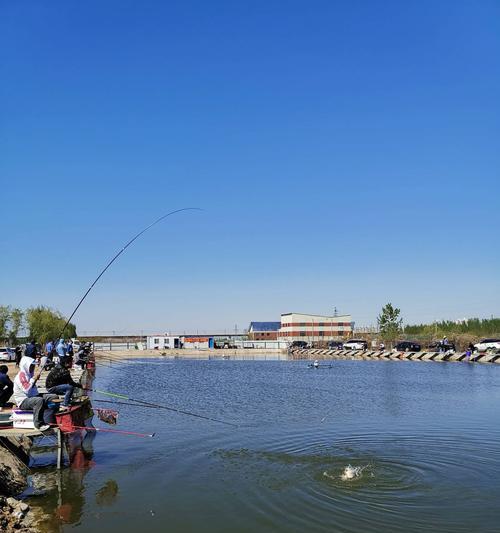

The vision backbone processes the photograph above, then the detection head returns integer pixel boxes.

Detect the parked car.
[214,340,237,349]
[394,341,422,352]
[428,341,456,353]
[0,347,15,362]
[290,340,309,349]
[343,339,368,350]
[474,338,500,353]
[328,340,344,350]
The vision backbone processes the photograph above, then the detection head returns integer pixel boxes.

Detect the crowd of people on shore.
[0,340,92,431]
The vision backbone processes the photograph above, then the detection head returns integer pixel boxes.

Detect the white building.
[278,312,353,343]
[147,335,182,350]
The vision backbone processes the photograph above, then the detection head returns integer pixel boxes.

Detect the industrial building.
[248,322,281,340]
[278,312,353,343]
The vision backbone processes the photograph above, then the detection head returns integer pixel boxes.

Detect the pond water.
[28,358,500,532]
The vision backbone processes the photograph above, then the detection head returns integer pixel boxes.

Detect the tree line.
[377,303,499,349]
[404,318,500,337]
[0,305,77,346]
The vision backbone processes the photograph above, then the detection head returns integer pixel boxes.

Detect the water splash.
[322,464,370,482]
[341,464,370,481]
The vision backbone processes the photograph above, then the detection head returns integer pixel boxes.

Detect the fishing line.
[92,399,159,409]
[89,389,238,427]
[49,423,154,438]
[59,207,202,338]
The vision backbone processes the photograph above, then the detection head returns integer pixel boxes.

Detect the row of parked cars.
[290,340,369,350]
[289,338,500,353]
[392,339,500,353]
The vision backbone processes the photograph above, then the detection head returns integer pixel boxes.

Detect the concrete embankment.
[95,348,287,360]
[290,349,500,363]
[97,348,500,364]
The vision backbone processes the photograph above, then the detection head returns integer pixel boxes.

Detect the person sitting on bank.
[46,359,82,409]
[0,365,14,408]
[13,356,58,431]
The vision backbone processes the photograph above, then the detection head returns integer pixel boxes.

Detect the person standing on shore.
[15,345,23,367]
[0,365,14,408]
[45,339,54,357]
[25,340,37,359]
[56,338,67,365]
[66,339,75,359]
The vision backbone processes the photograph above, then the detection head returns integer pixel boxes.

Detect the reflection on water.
[95,480,119,506]
[26,359,500,532]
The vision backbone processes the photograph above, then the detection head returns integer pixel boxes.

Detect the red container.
[55,399,93,433]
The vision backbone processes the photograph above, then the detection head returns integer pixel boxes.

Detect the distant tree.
[0,305,10,342]
[8,308,24,345]
[404,317,500,338]
[25,306,77,345]
[0,305,25,344]
[377,303,403,343]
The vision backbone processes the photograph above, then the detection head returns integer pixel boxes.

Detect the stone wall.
[289,349,500,363]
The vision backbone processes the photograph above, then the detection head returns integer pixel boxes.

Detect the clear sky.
[1,1,499,334]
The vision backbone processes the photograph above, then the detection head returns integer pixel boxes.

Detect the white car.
[343,339,368,350]
[474,339,500,353]
[0,347,15,362]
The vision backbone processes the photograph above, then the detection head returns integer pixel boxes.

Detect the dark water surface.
[29,358,500,532]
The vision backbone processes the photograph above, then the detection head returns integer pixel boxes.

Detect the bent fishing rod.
[58,207,202,339]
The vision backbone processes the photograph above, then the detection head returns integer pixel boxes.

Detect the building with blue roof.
[248,321,281,340]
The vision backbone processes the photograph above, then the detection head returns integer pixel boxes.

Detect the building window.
[154,338,159,345]
[300,331,306,336]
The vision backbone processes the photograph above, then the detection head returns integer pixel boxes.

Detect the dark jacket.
[25,343,37,358]
[46,366,81,390]
[0,372,13,389]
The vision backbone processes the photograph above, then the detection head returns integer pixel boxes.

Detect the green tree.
[8,308,24,345]
[377,303,403,344]
[0,305,10,342]
[25,306,77,345]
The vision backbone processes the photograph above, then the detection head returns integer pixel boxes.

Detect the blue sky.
[1,1,499,334]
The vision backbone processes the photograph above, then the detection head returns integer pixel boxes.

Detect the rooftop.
[249,322,281,332]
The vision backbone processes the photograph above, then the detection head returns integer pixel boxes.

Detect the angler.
[13,356,58,431]
[45,359,83,410]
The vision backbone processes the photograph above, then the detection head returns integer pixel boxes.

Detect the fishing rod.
[59,207,202,339]
[89,388,238,427]
[89,360,134,375]
[99,353,173,364]
[92,399,159,409]
[49,423,154,438]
